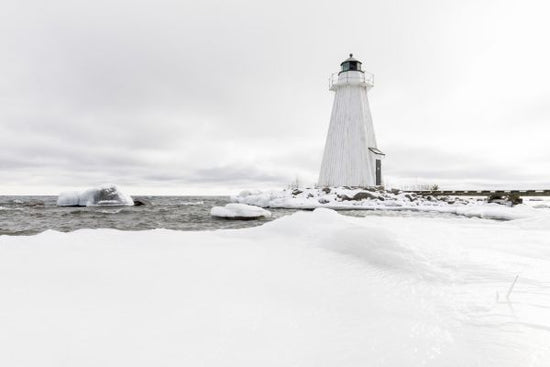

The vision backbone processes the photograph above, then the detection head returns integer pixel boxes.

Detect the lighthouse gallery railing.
[329,72,374,90]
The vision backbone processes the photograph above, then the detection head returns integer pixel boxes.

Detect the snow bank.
[210,203,271,219]
[1,210,549,366]
[232,187,547,220]
[57,184,134,207]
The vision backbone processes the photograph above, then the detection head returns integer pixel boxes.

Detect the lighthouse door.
[375,160,382,186]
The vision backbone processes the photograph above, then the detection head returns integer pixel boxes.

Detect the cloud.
[1,0,550,194]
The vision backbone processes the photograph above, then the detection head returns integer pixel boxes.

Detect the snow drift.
[1,209,549,366]
[57,184,134,207]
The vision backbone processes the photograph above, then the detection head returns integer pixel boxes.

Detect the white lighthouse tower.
[318,54,385,187]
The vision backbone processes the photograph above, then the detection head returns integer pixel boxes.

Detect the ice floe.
[210,203,272,219]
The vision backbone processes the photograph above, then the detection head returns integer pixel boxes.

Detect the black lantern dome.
[339,53,363,74]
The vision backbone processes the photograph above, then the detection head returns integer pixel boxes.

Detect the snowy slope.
[1,209,549,366]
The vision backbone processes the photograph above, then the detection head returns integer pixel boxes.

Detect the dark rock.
[487,193,504,203]
[321,187,331,194]
[338,191,382,201]
[292,189,303,196]
[488,193,523,206]
[506,193,523,205]
[132,197,152,206]
[318,198,330,204]
[352,191,378,201]
[307,193,314,198]
[337,194,352,201]
[390,189,400,195]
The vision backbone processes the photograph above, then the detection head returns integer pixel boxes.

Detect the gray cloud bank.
[1,0,549,194]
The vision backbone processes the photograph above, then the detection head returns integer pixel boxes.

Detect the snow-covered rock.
[210,203,272,219]
[232,187,545,220]
[57,184,134,207]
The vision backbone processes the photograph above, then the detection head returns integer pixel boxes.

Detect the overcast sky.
[1,0,550,195]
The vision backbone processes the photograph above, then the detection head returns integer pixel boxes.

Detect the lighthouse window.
[342,63,350,72]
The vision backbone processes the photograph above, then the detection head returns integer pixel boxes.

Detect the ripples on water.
[0,195,480,236]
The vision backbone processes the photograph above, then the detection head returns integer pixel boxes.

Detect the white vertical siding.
[318,71,378,187]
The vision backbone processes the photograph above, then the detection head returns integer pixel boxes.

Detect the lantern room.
[339,54,363,74]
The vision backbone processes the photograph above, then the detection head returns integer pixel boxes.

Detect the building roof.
[369,147,385,156]
[340,53,361,65]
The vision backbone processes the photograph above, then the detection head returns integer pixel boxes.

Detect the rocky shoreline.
[231,187,538,220]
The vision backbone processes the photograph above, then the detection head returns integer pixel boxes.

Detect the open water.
[0,195,467,236]
[4,194,540,236]
[0,196,293,236]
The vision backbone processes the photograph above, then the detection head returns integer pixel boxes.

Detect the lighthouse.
[318,54,385,187]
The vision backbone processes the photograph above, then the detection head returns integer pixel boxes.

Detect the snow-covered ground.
[1,209,549,366]
[233,187,548,220]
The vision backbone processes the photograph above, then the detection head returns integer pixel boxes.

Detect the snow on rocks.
[57,184,134,207]
[232,187,545,220]
[210,203,272,220]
